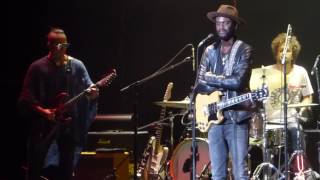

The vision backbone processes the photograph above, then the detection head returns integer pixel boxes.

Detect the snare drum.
[266,127,285,148]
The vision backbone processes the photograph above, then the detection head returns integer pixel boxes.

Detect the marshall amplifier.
[85,114,150,157]
[86,130,149,153]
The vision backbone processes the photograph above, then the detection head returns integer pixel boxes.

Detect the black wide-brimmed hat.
[207,4,245,25]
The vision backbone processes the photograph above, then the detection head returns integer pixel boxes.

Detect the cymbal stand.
[252,98,284,180]
[252,66,284,179]
[288,113,311,179]
[312,55,320,129]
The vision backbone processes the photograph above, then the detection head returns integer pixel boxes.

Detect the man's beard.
[217,29,235,41]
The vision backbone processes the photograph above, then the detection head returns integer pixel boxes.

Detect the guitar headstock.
[252,84,269,101]
[95,69,117,88]
[163,82,174,101]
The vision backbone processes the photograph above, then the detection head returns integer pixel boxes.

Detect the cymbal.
[250,66,282,91]
[287,103,318,108]
[154,100,190,109]
[266,122,285,125]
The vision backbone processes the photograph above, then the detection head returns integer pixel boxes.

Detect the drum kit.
[136,67,319,179]
[250,67,319,179]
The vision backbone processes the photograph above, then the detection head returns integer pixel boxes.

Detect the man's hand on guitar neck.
[85,84,99,100]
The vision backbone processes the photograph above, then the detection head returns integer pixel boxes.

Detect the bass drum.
[169,138,210,180]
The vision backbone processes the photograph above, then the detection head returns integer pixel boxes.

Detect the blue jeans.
[208,123,249,180]
[288,122,305,154]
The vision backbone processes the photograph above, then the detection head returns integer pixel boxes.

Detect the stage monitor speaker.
[73,151,130,180]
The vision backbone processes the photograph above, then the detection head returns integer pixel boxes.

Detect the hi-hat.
[287,103,318,108]
[154,99,190,109]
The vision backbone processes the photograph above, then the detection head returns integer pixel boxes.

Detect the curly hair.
[271,33,301,63]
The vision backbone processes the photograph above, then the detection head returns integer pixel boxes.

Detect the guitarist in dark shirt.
[18,27,99,180]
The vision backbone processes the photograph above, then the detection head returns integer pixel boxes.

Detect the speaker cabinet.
[74,151,130,180]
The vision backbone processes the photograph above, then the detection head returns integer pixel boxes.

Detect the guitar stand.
[199,161,211,179]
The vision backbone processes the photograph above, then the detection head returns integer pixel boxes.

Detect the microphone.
[192,46,195,71]
[311,55,320,75]
[198,33,214,47]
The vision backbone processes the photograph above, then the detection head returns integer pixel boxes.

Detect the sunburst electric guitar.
[195,86,268,132]
[143,82,173,179]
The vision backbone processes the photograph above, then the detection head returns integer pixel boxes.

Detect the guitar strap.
[65,56,73,95]
[223,40,243,76]
[224,40,243,123]
[41,57,73,145]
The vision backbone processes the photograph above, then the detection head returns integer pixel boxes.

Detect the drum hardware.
[287,103,318,108]
[252,162,285,180]
[288,113,313,179]
[250,66,283,93]
[154,97,190,109]
[251,105,284,180]
[137,112,186,131]
[250,66,283,179]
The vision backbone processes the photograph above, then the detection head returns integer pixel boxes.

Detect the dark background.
[5,0,320,179]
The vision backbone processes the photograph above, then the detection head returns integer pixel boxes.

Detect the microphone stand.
[188,40,206,180]
[316,67,320,129]
[120,47,192,180]
[281,24,292,180]
[315,66,320,105]
[189,34,214,179]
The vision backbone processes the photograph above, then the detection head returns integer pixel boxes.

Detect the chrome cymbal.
[250,66,282,91]
[287,103,318,108]
[154,100,190,109]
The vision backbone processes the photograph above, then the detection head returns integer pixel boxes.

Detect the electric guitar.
[43,69,117,142]
[195,86,268,132]
[143,82,173,179]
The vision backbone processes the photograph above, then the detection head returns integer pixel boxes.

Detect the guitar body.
[143,144,169,179]
[53,92,72,123]
[141,82,173,179]
[195,91,224,133]
[195,86,269,132]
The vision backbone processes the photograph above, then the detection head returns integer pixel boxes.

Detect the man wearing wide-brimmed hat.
[197,4,253,180]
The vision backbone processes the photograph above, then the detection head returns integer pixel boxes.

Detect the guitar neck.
[62,91,87,110]
[154,107,166,154]
[62,81,100,110]
[217,92,252,110]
